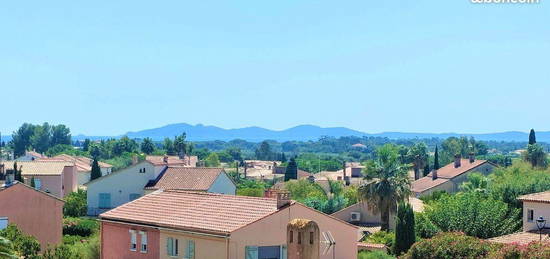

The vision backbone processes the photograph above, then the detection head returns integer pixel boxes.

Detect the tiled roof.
[411,159,490,193]
[1,161,73,176]
[488,230,550,244]
[0,182,65,202]
[144,167,226,191]
[145,156,194,166]
[26,151,46,158]
[39,154,112,172]
[100,190,282,234]
[517,191,550,204]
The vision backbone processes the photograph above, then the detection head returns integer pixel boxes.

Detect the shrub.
[64,189,87,217]
[414,213,440,239]
[364,231,395,250]
[489,241,550,259]
[42,244,79,259]
[0,224,41,258]
[402,232,500,259]
[393,202,415,255]
[237,188,264,197]
[63,218,99,237]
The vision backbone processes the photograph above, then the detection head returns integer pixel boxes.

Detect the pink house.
[2,161,78,198]
[0,182,65,250]
[99,190,358,259]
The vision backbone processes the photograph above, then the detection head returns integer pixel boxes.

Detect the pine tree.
[433,146,440,170]
[30,176,36,188]
[393,202,415,255]
[90,158,102,180]
[285,158,298,181]
[529,129,537,145]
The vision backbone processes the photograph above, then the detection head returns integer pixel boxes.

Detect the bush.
[402,232,499,259]
[0,224,41,258]
[42,244,79,259]
[237,188,264,197]
[64,190,87,217]
[414,213,440,239]
[63,218,99,237]
[364,231,395,250]
[489,241,550,259]
[358,250,395,259]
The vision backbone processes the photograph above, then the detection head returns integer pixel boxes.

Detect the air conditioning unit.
[350,212,361,222]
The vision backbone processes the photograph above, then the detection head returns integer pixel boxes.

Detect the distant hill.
[88,123,550,143]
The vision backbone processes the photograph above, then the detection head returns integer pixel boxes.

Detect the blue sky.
[1,1,548,136]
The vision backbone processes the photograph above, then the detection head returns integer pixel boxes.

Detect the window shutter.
[245,246,258,259]
[188,240,195,258]
[167,238,173,256]
[280,245,287,259]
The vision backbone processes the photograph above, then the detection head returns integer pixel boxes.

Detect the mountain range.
[70,123,550,143]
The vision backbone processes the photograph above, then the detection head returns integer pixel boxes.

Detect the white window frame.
[140,231,147,253]
[129,230,137,251]
[167,237,179,257]
[527,209,534,222]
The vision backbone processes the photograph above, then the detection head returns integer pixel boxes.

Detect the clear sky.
[1,1,548,136]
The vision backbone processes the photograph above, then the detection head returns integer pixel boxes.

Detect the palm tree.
[460,172,489,194]
[407,143,428,180]
[358,144,411,231]
[0,236,17,259]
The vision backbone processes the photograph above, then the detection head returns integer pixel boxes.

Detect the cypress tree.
[90,158,102,180]
[423,163,430,177]
[529,129,537,145]
[285,158,298,181]
[433,146,440,170]
[393,202,415,255]
[13,162,23,183]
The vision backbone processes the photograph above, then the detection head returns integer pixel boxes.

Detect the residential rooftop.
[1,161,74,176]
[144,167,227,191]
[517,190,550,204]
[411,159,490,193]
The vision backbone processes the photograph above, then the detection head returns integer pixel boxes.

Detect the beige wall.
[23,174,63,198]
[62,165,78,197]
[159,229,227,259]
[231,203,357,259]
[522,201,550,232]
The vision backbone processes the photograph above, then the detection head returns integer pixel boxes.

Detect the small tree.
[30,177,36,188]
[90,158,102,180]
[285,158,298,181]
[13,162,23,183]
[529,128,537,145]
[394,202,415,255]
[140,137,155,155]
[433,146,440,170]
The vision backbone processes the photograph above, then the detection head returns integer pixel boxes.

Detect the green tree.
[422,164,430,177]
[90,158,102,180]
[524,143,547,168]
[13,162,23,183]
[529,128,536,144]
[433,146,440,170]
[393,202,415,255]
[163,138,175,155]
[226,147,243,161]
[50,124,71,146]
[407,142,428,180]
[30,176,35,188]
[30,122,52,153]
[140,137,155,155]
[10,123,36,157]
[359,144,411,231]
[255,141,274,160]
[82,138,91,152]
[285,157,298,181]
[64,190,87,217]
[460,172,489,194]
[204,153,220,167]
[0,236,17,259]
[173,133,187,157]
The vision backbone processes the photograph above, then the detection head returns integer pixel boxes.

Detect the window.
[129,193,140,201]
[245,246,258,259]
[0,217,8,230]
[99,193,111,209]
[140,231,147,253]
[297,232,302,244]
[185,240,195,259]
[289,231,293,243]
[129,230,137,251]
[309,232,314,245]
[528,209,534,222]
[34,178,42,190]
[167,237,179,256]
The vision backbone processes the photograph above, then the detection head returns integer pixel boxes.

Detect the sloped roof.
[25,151,46,159]
[145,156,194,166]
[144,167,227,191]
[1,161,73,176]
[100,190,282,235]
[0,182,65,203]
[39,154,112,172]
[411,159,492,193]
[517,191,550,204]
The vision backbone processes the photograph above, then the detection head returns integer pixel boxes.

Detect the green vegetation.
[90,159,101,181]
[0,224,41,258]
[10,123,72,157]
[284,157,297,181]
[0,236,17,259]
[393,202,415,255]
[359,144,411,231]
[364,231,395,249]
[357,250,395,259]
[64,190,87,217]
[204,152,221,167]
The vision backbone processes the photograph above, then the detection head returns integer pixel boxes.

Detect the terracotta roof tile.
[411,159,490,193]
[146,155,196,166]
[411,177,450,193]
[144,167,225,191]
[100,190,281,234]
[517,191,550,204]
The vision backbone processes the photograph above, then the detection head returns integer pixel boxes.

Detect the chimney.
[432,169,438,180]
[277,191,291,209]
[469,153,475,163]
[454,155,461,168]
[163,155,168,163]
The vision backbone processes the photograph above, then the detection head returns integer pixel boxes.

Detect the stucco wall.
[208,172,236,195]
[0,184,64,250]
[22,174,63,198]
[62,165,78,197]
[87,161,156,215]
[101,221,159,259]
[78,171,91,187]
[231,203,358,259]
[159,229,227,259]
[522,201,550,232]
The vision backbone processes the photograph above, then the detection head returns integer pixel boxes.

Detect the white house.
[85,156,235,216]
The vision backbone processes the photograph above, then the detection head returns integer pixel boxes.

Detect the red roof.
[144,167,227,191]
[411,159,492,193]
[100,190,284,235]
